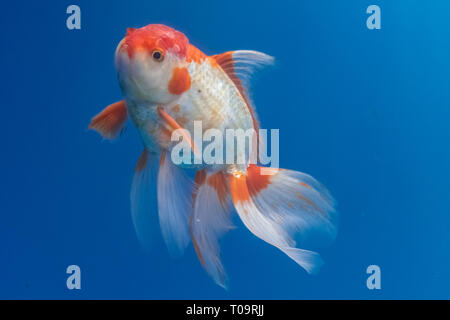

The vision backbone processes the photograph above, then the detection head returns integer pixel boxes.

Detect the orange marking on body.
[246,165,277,197]
[89,100,127,139]
[135,151,148,172]
[207,171,229,209]
[228,173,251,206]
[287,203,294,209]
[168,67,191,95]
[171,104,180,113]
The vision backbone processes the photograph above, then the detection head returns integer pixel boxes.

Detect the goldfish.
[89,24,337,288]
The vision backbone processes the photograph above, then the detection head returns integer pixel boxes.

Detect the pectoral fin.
[157,106,199,157]
[89,100,127,139]
[212,50,274,93]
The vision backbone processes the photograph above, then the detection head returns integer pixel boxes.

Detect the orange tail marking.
[246,164,274,197]
[228,172,251,206]
[207,171,229,210]
[89,100,127,139]
[297,193,324,215]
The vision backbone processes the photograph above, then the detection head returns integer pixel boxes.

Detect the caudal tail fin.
[228,165,337,275]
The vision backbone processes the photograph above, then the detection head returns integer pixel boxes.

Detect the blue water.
[1,0,449,299]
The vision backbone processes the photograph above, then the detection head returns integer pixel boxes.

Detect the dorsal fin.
[212,50,274,131]
[212,50,274,95]
[187,44,207,63]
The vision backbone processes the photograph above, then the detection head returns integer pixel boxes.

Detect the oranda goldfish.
[89,24,337,288]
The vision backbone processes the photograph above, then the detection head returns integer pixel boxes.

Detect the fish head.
[115,24,190,104]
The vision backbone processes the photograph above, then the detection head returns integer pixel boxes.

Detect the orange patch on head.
[123,24,189,59]
[207,171,229,209]
[168,67,191,95]
[126,28,137,36]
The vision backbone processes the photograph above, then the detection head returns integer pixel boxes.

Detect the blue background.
[1,0,449,299]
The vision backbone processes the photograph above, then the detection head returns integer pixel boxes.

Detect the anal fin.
[130,150,159,251]
[191,170,233,288]
[157,151,193,257]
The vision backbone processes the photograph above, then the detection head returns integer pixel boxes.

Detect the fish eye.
[152,49,164,62]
